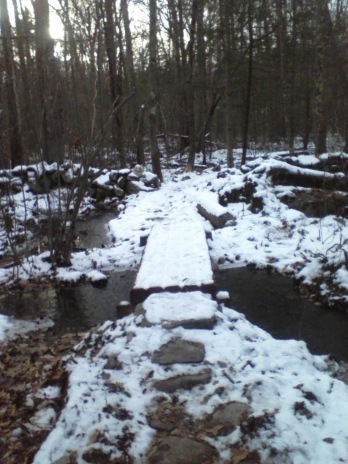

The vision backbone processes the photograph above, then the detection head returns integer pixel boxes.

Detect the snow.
[196,191,229,216]
[1,148,347,299]
[2,149,348,462]
[290,154,319,166]
[143,291,217,324]
[32,298,348,463]
[0,314,12,343]
[0,315,54,344]
[133,221,214,290]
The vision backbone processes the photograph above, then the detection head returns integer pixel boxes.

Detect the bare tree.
[222,0,235,167]
[0,0,23,167]
[148,0,163,180]
[34,0,64,162]
[102,0,126,167]
[314,0,330,155]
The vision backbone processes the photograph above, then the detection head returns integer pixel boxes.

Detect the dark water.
[215,267,348,362]
[0,271,137,333]
[2,207,348,361]
[75,211,115,249]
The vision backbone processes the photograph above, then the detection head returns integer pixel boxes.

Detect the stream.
[1,212,348,362]
[215,268,348,362]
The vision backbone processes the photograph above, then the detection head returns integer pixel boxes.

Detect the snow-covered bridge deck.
[130,221,215,305]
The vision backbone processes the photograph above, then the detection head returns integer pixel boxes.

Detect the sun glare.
[49,13,64,40]
[9,0,64,40]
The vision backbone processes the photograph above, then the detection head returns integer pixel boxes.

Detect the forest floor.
[1,148,348,463]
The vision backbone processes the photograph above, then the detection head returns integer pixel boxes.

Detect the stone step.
[136,291,218,330]
[152,339,205,365]
[153,367,212,393]
[147,436,218,464]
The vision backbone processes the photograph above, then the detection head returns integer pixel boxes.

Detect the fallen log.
[270,166,348,192]
[197,192,235,228]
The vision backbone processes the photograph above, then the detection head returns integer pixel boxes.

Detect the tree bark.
[195,0,207,159]
[136,104,145,165]
[186,0,199,172]
[34,0,64,163]
[0,0,23,167]
[222,0,234,168]
[276,0,294,155]
[315,0,330,155]
[103,0,126,167]
[148,0,163,180]
[241,0,254,165]
[12,0,32,161]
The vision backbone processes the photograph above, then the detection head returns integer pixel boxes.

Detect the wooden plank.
[130,222,215,305]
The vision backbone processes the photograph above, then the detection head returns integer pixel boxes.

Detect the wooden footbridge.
[130,221,216,305]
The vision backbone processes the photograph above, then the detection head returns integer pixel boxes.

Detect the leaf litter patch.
[0,326,85,464]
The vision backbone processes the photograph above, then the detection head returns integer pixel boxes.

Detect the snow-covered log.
[197,192,234,228]
[270,165,348,191]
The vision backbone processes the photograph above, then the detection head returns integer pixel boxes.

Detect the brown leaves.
[0,328,83,464]
[229,446,261,464]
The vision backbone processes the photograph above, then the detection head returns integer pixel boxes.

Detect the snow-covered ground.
[1,149,348,462]
[32,295,348,463]
[1,150,347,304]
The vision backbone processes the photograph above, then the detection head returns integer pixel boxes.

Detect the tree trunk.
[195,0,207,159]
[241,0,253,165]
[34,0,64,163]
[103,0,125,167]
[167,0,188,140]
[12,0,32,161]
[136,105,145,165]
[121,0,135,91]
[0,0,23,167]
[315,0,330,155]
[186,0,199,172]
[222,0,234,168]
[148,0,163,180]
[276,0,294,155]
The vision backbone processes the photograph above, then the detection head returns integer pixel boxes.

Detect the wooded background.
[0,0,347,173]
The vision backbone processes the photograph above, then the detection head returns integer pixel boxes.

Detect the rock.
[135,302,216,330]
[153,367,212,393]
[162,316,216,330]
[132,164,144,178]
[147,399,192,432]
[113,185,124,197]
[126,180,143,194]
[116,175,126,189]
[116,301,134,319]
[117,168,130,176]
[128,171,140,181]
[94,184,114,201]
[104,354,123,370]
[12,165,28,178]
[82,448,119,464]
[142,171,160,188]
[216,290,230,306]
[27,173,52,193]
[152,339,205,365]
[147,417,176,432]
[207,401,250,435]
[0,173,12,188]
[109,170,119,183]
[61,167,75,185]
[148,436,218,464]
[52,457,72,464]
